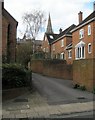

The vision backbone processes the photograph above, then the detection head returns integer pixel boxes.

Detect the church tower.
[46,13,53,34]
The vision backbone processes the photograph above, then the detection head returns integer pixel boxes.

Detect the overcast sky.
[4,0,94,40]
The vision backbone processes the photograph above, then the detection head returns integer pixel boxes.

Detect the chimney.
[93,1,95,11]
[59,28,62,33]
[2,0,4,9]
[78,11,83,24]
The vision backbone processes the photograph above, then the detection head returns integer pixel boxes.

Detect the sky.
[4,0,94,40]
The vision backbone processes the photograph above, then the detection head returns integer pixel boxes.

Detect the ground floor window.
[88,43,91,54]
[68,50,72,59]
[75,41,85,59]
[60,53,64,60]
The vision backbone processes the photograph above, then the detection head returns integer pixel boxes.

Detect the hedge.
[2,63,32,89]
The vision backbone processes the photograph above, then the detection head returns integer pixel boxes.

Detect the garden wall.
[73,59,95,91]
[31,60,73,80]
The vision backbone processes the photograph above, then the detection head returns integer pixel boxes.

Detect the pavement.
[2,88,95,119]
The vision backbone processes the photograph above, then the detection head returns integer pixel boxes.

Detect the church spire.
[46,13,53,34]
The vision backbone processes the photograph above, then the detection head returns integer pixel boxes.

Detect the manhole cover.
[77,96,85,99]
[14,98,28,102]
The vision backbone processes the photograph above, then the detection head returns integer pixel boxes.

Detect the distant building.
[17,34,42,53]
[2,1,18,63]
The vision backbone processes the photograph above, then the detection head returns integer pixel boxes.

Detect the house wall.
[93,21,95,58]
[73,59,95,91]
[72,22,94,60]
[31,59,73,80]
[42,35,50,53]
[65,49,73,64]
[51,36,72,63]
[2,8,18,63]
[2,16,8,57]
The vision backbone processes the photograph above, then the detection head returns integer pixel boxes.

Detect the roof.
[71,11,95,32]
[2,7,18,25]
[35,40,42,45]
[45,24,76,45]
[65,43,72,50]
[78,11,95,26]
[56,24,76,40]
[45,33,58,44]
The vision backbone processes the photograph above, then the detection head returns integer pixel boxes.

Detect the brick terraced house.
[2,1,18,63]
[51,24,76,64]
[71,9,95,61]
[42,2,95,64]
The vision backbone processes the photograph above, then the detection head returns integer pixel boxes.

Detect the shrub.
[73,84,80,89]
[2,63,32,89]
[79,85,86,91]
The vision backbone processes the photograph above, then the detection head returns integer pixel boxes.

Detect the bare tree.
[22,10,46,39]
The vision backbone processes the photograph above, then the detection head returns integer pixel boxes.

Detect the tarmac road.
[32,73,93,105]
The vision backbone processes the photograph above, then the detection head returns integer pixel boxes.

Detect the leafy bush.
[73,84,80,89]
[2,63,32,89]
[79,85,86,91]
[73,84,86,91]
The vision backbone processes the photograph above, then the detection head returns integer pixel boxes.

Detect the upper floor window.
[88,25,91,36]
[79,29,84,39]
[88,43,91,54]
[61,39,64,47]
[68,50,72,59]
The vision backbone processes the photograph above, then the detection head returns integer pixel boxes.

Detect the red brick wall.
[2,16,8,56]
[73,59,94,91]
[42,35,50,53]
[31,60,73,80]
[65,49,73,64]
[72,22,94,61]
[2,8,18,63]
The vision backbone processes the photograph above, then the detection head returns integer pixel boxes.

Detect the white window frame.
[60,52,64,60]
[88,25,91,36]
[75,46,85,60]
[88,43,91,54]
[75,41,85,60]
[43,48,46,52]
[79,29,84,39]
[61,39,64,47]
[68,50,72,59]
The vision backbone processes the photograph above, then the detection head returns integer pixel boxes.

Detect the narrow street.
[32,73,93,105]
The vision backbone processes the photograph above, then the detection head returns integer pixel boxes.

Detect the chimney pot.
[59,28,62,33]
[78,11,83,24]
[93,2,95,11]
[2,1,4,9]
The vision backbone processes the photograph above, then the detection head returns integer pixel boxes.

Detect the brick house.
[42,14,58,58]
[2,2,18,63]
[51,24,76,64]
[42,14,76,63]
[71,9,95,61]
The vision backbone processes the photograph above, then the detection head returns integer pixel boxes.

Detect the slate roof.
[78,11,95,26]
[65,43,72,50]
[56,24,76,40]
[45,24,76,45]
[45,33,58,44]
[72,11,95,32]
